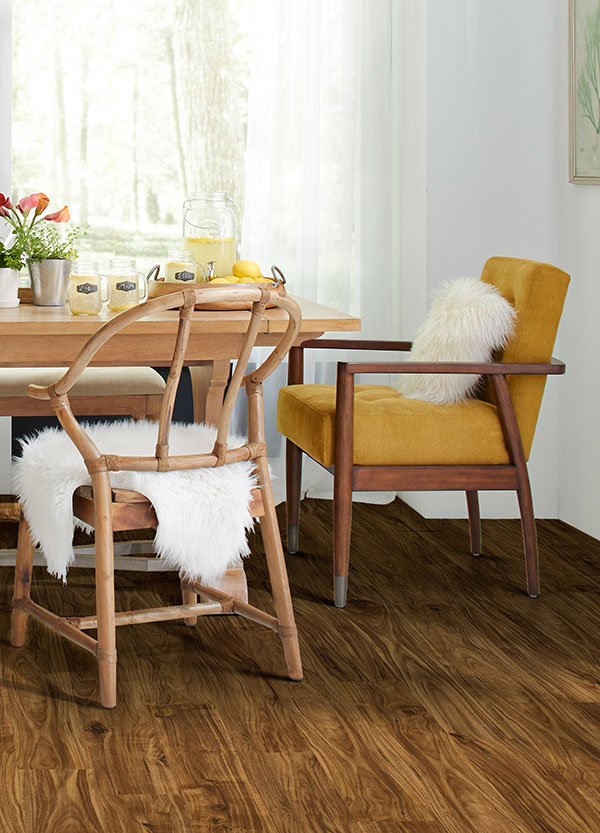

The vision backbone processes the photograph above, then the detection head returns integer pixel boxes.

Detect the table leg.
[188,360,248,605]
[189,361,230,426]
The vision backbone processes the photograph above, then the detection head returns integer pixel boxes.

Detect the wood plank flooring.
[1,497,600,832]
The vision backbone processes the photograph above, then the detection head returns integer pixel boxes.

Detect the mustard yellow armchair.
[277,257,570,607]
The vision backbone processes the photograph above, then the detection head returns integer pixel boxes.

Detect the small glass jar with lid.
[165,249,198,283]
[182,192,237,279]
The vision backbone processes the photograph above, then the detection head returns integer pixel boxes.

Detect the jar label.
[76,282,98,294]
[175,270,195,282]
[116,280,136,292]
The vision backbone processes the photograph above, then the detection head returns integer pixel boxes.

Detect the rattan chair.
[11,285,303,708]
[277,257,569,607]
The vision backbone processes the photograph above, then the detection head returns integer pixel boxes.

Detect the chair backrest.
[27,286,302,475]
[480,256,569,458]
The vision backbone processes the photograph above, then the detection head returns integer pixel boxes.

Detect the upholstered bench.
[0,366,165,419]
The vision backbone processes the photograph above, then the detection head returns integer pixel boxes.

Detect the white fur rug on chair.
[13,420,259,584]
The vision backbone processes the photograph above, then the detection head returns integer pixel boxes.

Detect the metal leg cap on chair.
[472,552,480,558]
[334,575,348,608]
[287,525,299,554]
[528,593,539,599]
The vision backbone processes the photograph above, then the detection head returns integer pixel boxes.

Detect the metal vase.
[29,259,72,306]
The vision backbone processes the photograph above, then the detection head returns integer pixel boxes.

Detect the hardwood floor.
[1,498,600,832]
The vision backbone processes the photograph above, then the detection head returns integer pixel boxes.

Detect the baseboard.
[399,489,559,519]
[304,486,397,505]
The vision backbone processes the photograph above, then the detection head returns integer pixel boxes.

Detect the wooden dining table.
[0,294,360,598]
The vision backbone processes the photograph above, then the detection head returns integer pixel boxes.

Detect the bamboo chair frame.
[11,285,303,708]
[284,339,566,607]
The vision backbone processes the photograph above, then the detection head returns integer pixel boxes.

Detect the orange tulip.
[33,192,50,215]
[44,206,70,223]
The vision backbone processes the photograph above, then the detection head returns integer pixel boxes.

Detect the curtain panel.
[238,0,427,503]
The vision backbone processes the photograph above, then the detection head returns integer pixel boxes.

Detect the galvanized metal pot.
[28,259,72,306]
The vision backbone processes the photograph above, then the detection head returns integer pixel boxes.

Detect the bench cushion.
[0,367,166,398]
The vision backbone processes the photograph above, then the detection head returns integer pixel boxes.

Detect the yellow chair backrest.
[480,256,569,458]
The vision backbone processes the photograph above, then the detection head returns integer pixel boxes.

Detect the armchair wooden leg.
[333,468,352,608]
[466,490,482,557]
[332,363,354,609]
[11,514,34,647]
[517,476,539,598]
[93,473,118,709]
[491,376,540,598]
[286,440,302,553]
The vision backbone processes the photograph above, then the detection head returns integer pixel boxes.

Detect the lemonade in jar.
[183,192,237,279]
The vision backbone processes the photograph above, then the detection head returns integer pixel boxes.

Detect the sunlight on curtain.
[239,0,427,502]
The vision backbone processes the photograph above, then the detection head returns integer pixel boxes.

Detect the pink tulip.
[17,194,40,216]
[33,192,50,215]
[44,205,70,223]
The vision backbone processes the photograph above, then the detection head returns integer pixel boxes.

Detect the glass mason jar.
[107,257,148,312]
[165,249,198,283]
[69,261,109,315]
[182,192,238,279]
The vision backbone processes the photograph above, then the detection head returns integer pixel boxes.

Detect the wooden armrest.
[343,357,566,376]
[300,339,413,351]
[288,339,413,384]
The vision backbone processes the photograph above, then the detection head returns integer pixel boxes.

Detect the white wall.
[556,14,600,539]
[404,0,565,519]
[0,1,12,492]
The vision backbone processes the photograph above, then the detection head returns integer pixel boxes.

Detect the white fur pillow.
[393,277,516,405]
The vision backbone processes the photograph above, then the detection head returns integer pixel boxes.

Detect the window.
[12,0,252,273]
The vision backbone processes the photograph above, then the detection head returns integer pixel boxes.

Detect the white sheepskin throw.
[13,420,258,584]
[393,277,516,404]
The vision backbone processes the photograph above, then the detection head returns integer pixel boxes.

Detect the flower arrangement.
[0,192,81,263]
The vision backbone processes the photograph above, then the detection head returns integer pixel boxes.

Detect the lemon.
[232,259,262,279]
[209,277,229,284]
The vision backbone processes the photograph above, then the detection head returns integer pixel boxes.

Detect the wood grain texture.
[1,499,600,831]
[0,294,359,367]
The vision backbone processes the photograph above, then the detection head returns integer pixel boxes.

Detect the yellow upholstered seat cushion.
[277,384,510,467]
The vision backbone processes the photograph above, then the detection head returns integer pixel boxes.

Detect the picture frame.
[570,0,600,183]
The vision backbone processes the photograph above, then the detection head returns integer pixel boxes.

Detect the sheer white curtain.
[235,0,427,504]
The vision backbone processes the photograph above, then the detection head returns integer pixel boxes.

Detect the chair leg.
[181,581,198,627]
[11,514,34,647]
[333,467,353,609]
[93,472,118,708]
[466,490,482,557]
[517,476,539,598]
[256,457,302,681]
[286,440,302,553]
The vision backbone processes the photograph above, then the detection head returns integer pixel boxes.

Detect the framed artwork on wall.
[570,0,600,182]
